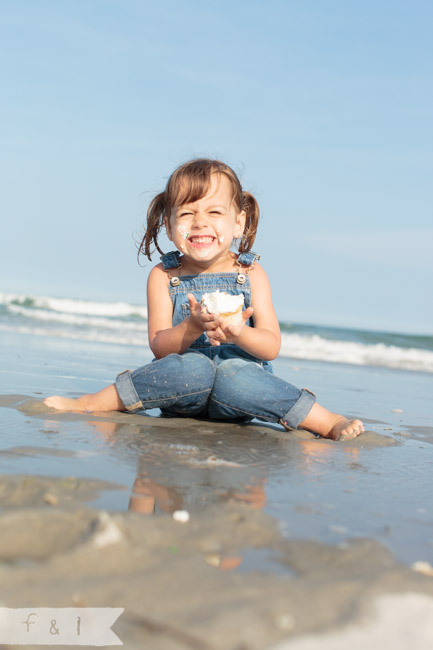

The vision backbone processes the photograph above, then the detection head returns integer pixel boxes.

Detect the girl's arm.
[147,265,221,359]
[207,264,281,360]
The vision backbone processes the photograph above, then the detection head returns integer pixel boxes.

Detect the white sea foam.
[280,333,433,373]
[0,292,147,318]
[8,304,147,332]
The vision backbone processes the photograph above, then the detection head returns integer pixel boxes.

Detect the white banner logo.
[0,608,124,645]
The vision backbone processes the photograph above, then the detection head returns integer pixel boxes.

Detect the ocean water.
[1,291,432,373]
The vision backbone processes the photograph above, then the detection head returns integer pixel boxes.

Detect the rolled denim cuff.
[280,388,316,430]
[115,370,143,412]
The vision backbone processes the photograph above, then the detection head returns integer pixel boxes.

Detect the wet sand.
[1,332,433,648]
[1,495,433,649]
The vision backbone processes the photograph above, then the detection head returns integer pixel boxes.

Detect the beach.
[1,300,433,649]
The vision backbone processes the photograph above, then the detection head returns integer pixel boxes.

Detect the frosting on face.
[177,224,189,239]
[197,243,216,257]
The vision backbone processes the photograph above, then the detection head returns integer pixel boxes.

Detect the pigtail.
[239,191,259,253]
[137,192,166,261]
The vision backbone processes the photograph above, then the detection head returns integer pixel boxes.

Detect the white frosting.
[201,290,244,315]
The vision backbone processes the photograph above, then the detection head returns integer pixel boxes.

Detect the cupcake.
[200,290,244,326]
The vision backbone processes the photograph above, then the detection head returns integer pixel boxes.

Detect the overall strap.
[160,250,181,270]
[235,251,260,284]
[161,251,182,287]
[237,251,260,267]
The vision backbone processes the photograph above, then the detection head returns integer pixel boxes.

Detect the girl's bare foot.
[44,384,125,413]
[44,396,90,412]
[325,416,364,441]
[299,403,365,441]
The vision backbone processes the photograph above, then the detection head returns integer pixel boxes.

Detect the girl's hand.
[187,294,222,334]
[207,307,253,346]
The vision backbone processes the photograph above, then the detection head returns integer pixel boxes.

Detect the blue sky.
[1,0,432,334]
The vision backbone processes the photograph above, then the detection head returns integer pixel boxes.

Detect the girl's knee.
[213,359,261,399]
[215,358,250,375]
[209,360,262,420]
[181,352,215,382]
[170,352,216,392]
[215,359,261,383]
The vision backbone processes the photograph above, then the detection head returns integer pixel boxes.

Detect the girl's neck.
[177,251,238,275]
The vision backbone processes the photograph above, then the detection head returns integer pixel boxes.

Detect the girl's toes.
[44,396,61,409]
[44,396,77,411]
[339,419,364,441]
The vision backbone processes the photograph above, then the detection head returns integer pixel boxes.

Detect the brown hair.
[137,158,260,261]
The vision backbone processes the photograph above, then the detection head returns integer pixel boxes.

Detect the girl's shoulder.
[248,260,268,280]
[148,261,167,276]
[147,262,170,287]
[147,263,172,312]
[248,261,272,293]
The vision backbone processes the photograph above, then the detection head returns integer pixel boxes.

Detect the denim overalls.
[115,251,315,429]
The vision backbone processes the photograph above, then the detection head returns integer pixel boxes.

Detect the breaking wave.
[1,292,432,373]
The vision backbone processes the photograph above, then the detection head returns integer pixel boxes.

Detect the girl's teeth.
[190,237,214,243]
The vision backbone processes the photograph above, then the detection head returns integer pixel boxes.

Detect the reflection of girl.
[128,467,267,514]
[45,159,363,441]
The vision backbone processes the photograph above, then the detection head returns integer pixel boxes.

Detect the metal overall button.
[170,276,181,286]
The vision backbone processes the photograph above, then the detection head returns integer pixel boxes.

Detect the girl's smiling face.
[165,174,246,266]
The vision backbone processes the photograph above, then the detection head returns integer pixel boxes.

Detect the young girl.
[45,159,364,441]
